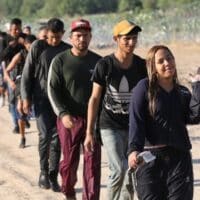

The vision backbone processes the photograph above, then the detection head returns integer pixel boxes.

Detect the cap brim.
[71,27,91,32]
[119,25,141,35]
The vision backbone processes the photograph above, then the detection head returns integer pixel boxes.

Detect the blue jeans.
[9,102,18,127]
[101,129,133,200]
[7,86,18,127]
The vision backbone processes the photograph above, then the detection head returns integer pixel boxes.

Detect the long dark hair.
[146,45,179,117]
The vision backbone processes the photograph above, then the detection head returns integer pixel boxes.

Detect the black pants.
[134,147,193,200]
[35,101,61,178]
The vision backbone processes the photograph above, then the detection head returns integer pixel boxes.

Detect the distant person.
[128,45,200,200]
[0,18,28,134]
[21,18,71,192]
[37,25,48,40]
[0,31,8,53]
[23,25,31,35]
[17,32,27,45]
[0,61,6,107]
[4,35,36,148]
[0,31,8,107]
[48,19,101,200]
[84,19,147,200]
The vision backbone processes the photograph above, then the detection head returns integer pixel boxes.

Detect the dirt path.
[0,104,109,200]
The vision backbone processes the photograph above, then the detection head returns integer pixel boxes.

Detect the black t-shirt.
[14,49,28,98]
[92,53,147,129]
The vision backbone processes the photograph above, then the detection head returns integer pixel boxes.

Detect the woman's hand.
[128,151,140,170]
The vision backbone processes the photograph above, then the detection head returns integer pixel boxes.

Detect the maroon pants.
[57,116,101,200]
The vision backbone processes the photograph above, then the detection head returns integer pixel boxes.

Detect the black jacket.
[128,78,200,153]
[21,39,71,105]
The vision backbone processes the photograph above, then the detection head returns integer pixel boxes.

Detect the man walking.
[0,18,26,133]
[21,18,71,192]
[48,19,101,200]
[84,19,147,200]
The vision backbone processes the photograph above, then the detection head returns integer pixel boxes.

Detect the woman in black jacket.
[128,45,200,200]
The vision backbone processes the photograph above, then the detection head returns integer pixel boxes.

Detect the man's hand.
[9,80,16,90]
[61,115,74,129]
[84,132,94,152]
[23,99,31,114]
[189,73,200,83]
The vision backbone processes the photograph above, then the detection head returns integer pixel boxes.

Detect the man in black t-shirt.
[84,20,147,200]
[21,18,71,192]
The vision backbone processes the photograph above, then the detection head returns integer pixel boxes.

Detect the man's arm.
[48,56,67,116]
[84,82,103,152]
[21,41,38,113]
[4,52,21,90]
[189,81,200,124]
[47,55,76,129]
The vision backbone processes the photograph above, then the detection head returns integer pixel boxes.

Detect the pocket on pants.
[135,159,160,186]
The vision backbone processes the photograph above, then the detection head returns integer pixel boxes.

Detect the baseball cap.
[71,19,91,32]
[113,20,142,37]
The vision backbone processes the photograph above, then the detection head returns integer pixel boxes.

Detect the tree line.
[0,0,197,18]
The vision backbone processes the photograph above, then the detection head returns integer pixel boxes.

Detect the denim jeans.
[9,102,18,127]
[7,86,18,127]
[101,129,134,200]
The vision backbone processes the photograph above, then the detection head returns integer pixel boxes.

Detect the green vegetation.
[0,0,199,47]
[0,0,198,18]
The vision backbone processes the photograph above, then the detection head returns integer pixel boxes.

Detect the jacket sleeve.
[189,81,200,124]
[20,41,38,101]
[47,56,69,118]
[128,79,148,154]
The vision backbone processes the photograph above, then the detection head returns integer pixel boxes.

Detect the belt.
[144,144,167,150]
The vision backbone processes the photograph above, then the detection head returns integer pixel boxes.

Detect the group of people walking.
[0,16,200,200]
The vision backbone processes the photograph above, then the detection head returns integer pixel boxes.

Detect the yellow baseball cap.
[113,20,141,37]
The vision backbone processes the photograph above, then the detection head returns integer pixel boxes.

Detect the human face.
[38,29,47,40]
[155,48,176,80]
[23,27,31,35]
[9,24,21,38]
[18,37,25,45]
[116,34,138,54]
[46,31,64,46]
[70,29,91,53]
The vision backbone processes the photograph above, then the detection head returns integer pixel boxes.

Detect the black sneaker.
[38,173,50,189]
[19,138,26,148]
[25,120,31,129]
[12,126,19,134]
[49,178,61,192]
